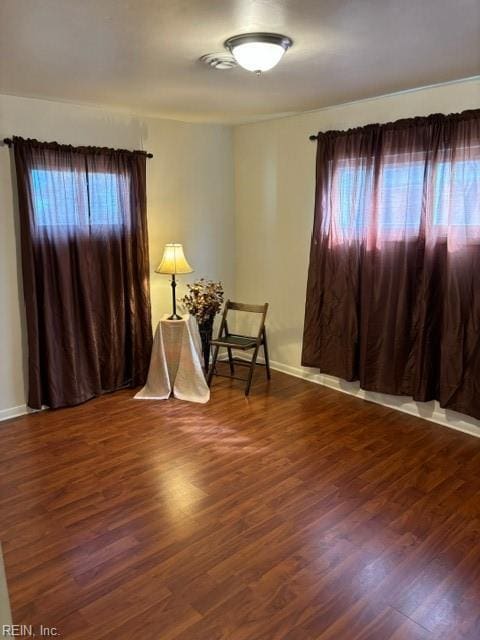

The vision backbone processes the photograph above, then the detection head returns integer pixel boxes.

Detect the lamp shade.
[155,243,193,275]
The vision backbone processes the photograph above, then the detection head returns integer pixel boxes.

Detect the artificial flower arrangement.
[182,278,224,323]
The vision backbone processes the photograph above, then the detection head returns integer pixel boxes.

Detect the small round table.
[134,314,210,403]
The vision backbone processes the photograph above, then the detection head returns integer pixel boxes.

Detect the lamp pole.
[169,273,182,320]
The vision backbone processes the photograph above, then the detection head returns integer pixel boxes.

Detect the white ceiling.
[1,0,479,124]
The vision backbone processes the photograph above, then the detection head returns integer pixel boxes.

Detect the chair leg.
[245,346,260,396]
[207,345,220,387]
[227,347,235,375]
[263,329,271,380]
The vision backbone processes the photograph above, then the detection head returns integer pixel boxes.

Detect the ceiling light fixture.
[224,33,293,74]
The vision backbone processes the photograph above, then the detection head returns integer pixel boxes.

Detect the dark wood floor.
[1,367,480,639]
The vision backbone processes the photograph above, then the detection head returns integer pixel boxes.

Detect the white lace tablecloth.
[135,314,210,404]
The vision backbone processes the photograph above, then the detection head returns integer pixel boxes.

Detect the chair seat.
[210,334,257,350]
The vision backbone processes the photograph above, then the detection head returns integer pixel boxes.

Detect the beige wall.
[233,77,480,436]
[0,94,235,417]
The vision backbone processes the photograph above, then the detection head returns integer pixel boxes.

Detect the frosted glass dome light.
[224,33,293,74]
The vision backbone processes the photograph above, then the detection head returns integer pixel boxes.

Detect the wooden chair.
[207,300,270,396]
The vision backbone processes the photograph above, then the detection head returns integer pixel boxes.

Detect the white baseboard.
[0,404,32,423]
[220,352,480,439]
[266,358,480,439]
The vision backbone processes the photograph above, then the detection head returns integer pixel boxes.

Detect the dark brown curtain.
[302,110,480,420]
[13,137,153,409]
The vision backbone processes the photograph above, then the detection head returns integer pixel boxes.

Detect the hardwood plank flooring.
[1,366,479,639]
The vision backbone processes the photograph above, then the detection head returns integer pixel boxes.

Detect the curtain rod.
[2,138,153,158]
[308,109,480,142]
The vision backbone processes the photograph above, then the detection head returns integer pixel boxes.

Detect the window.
[335,156,480,240]
[337,160,424,235]
[433,160,479,227]
[30,168,127,228]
